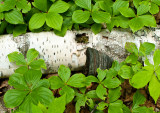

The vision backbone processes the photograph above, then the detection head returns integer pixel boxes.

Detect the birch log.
[0,27,160,78]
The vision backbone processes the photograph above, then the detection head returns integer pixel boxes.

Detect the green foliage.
[4,42,160,113]
[0,0,159,36]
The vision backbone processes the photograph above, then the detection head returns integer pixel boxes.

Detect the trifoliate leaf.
[129,17,144,32]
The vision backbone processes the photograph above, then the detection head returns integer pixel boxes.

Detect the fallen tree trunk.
[0,27,160,77]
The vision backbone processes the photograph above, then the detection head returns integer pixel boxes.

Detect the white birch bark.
[0,27,160,77]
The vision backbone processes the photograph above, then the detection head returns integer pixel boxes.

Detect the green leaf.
[139,42,155,56]
[4,89,29,108]
[102,77,121,88]
[156,67,160,80]
[27,48,39,64]
[8,73,28,90]
[137,1,150,16]
[59,85,75,104]
[31,87,53,106]
[131,71,153,88]
[32,0,48,12]
[123,104,131,113]
[38,103,47,113]
[125,42,138,56]
[54,25,68,37]
[98,0,113,14]
[96,84,107,100]
[132,62,142,73]
[108,100,123,113]
[91,23,102,35]
[67,73,86,88]
[48,95,66,113]
[133,106,153,113]
[108,86,121,103]
[24,69,42,87]
[75,94,87,113]
[29,13,46,31]
[16,0,31,13]
[119,7,136,17]
[86,90,98,98]
[5,9,24,24]
[152,0,160,5]
[129,17,144,32]
[85,76,99,86]
[149,3,159,14]
[58,65,71,83]
[15,66,28,74]
[19,94,32,113]
[139,15,156,27]
[149,75,160,103]
[48,1,70,13]
[113,0,129,16]
[97,102,108,111]
[29,59,47,70]
[75,0,91,11]
[8,52,27,65]
[125,53,138,64]
[72,10,90,23]
[133,0,142,8]
[32,103,43,113]
[49,76,65,90]
[118,65,132,79]
[92,11,111,23]
[0,0,16,12]
[13,24,27,37]
[132,90,146,109]
[46,12,63,31]
[153,49,160,66]
[97,68,107,82]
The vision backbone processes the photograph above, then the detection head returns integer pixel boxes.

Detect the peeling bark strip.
[0,27,160,78]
